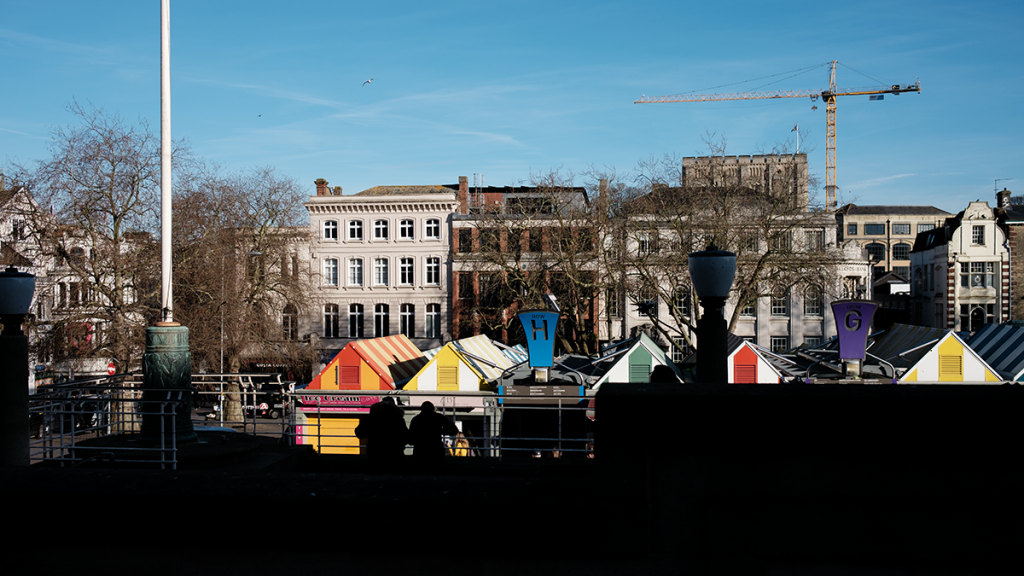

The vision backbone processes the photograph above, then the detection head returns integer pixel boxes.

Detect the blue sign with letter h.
[517,310,559,368]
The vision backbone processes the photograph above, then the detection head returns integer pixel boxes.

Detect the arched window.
[374,304,390,337]
[348,304,364,338]
[804,286,822,317]
[865,243,886,261]
[323,220,338,240]
[671,286,691,319]
[892,243,911,261]
[426,304,440,338]
[400,304,415,337]
[324,304,339,338]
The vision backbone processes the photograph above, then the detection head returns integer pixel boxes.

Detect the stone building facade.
[910,199,1010,332]
[836,204,951,283]
[304,179,458,354]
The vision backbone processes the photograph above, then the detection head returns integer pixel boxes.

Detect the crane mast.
[636,61,921,211]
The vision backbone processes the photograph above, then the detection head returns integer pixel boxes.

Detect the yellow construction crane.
[635,61,921,211]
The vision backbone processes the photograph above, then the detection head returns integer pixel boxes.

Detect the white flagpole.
[160,0,173,322]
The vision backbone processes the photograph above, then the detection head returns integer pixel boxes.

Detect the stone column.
[141,325,196,444]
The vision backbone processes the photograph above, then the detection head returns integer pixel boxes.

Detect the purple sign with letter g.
[831,300,878,360]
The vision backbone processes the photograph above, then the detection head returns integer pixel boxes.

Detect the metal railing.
[289,389,595,460]
[27,374,596,467]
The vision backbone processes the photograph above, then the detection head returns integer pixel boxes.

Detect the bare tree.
[174,166,320,381]
[604,136,844,347]
[455,172,603,355]
[11,101,173,373]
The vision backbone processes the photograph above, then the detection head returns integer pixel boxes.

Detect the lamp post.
[0,266,35,465]
[688,245,736,384]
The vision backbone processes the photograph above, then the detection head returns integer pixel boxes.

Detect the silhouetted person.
[409,401,458,464]
[355,398,408,467]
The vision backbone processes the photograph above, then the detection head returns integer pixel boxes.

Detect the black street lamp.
[688,245,736,384]
[0,266,36,465]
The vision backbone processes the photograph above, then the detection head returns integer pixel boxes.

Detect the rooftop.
[839,204,951,216]
[354,184,459,196]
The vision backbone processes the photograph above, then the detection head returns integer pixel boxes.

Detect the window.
[672,286,691,318]
[324,259,339,286]
[282,304,298,341]
[638,232,658,255]
[771,337,790,353]
[770,232,792,251]
[771,291,789,316]
[348,258,363,286]
[607,288,622,319]
[960,303,996,332]
[480,228,499,252]
[400,304,415,337]
[399,219,414,239]
[918,223,935,234]
[638,287,658,319]
[893,266,911,280]
[425,219,440,239]
[528,229,543,253]
[374,304,390,337]
[961,262,995,288]
[892,223,911,235]
[972,225,985,245]
[426,257,440,285]
[459,273,474,300]
[458,229,473,253]
[892,243,911,261]
[426,304,441,338]
[805,230,825,252]
[671,336,688,363]
[865,223,886,235]
[348,304,364,338]
[374,220,389,240]
[805,337,822,348]
[374,258,388,286]
[866,243,886,261]
[804,287,823,317]
[324,304,339,338]
[399,258,414,285]
[348,220,363,240]
[323,220,338,240]
[740,301,756,317]
[847,223,858,236]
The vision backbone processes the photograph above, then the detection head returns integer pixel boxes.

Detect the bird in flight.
[363,78,374,86]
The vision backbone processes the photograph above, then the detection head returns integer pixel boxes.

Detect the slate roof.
[838,204,951,216]
[354,185,459,196]
[864,323,948,370]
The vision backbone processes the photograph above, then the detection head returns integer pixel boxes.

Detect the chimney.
[315,178,329,197]
[997,188,1012,209]
[333,186,343,196]
[458,176,468,214]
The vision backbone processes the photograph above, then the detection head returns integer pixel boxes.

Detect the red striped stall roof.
[352,334,428,386]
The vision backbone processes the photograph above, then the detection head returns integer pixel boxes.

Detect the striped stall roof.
[351,335,428,386]
[967,323,1024,381]
[450,335,521,381]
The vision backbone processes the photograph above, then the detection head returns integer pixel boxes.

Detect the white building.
[305,179,458,354]
[910,200,1010,332]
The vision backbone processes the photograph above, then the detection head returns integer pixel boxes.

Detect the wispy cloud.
[0,127,48,140]
[182,76,351,110]
[848,173,918,188]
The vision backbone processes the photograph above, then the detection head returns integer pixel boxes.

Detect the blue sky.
[1,0,1021,214]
